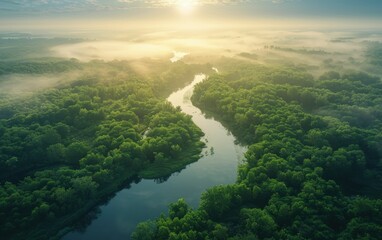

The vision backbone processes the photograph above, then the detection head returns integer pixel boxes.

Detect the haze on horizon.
[1,1,382,240]
[1,0,382,33]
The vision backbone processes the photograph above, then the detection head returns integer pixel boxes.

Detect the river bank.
[63,73,246,240]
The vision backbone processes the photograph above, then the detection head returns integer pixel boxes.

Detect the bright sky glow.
[176,0,197,15]
[1,0,382,30]
[2,0,382,18]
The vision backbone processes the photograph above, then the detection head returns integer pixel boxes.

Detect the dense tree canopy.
[0,59,208,239]
[133,62,382,239]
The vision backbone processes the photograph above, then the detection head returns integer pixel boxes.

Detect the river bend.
[64,74,246,240]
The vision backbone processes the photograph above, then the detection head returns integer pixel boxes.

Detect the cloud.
[0,0,289,13]
[117,0,293,5]
[118,0,253,7]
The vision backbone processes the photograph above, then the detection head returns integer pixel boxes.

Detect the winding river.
[64,73,246,240]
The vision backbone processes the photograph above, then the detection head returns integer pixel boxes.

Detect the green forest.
[1,0,382,238]
[0,57,211,239]
[1,35,382,240]
[133,61,382,239]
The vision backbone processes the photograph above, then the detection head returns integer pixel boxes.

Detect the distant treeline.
[366,42,382,67]
[0,38,82,60]
[0,59,82,75]
[265,45,330,55]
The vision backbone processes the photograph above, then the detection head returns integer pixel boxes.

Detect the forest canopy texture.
[0,59,209,240]
[133,61,382,240]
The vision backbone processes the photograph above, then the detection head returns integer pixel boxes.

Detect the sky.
[1,0,382,31]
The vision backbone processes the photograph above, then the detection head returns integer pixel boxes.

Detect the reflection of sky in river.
[64,73,246,240]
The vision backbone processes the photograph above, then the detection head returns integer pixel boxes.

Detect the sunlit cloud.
[120,0,251,7]
[1,0,381,22]
[0,0,288,13]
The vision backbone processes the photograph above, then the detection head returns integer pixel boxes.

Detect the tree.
[46,143,66,162]
[131,221,157,240]
[169,198,190,219]
[241,208,277,238]
[66,141,89,164]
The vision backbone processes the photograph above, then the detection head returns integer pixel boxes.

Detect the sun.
[176,0,197,15]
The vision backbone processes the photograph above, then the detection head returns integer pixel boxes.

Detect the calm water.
[63,74,246,240]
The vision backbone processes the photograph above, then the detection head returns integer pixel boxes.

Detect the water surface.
[64,74,246,240]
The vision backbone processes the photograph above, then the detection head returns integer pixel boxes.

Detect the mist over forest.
[1,0,382,239]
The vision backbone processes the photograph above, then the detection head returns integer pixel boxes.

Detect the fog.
[1,24,382,98]
[52,41,172,62]
[2,0,382,238]
[0,72,82,97]
[49,28,382,76]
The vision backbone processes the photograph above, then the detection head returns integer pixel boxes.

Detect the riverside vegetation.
[133,60,382,240]
[0,55,212,239]
[1,35,382,240]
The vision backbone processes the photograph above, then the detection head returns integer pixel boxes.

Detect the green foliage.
[0,59,206,239]
[169,198,190,219]
[134,61,382,239]
[0,59,82,75]
[365,42,382,68]
[131,221,157,240]
[0,37,81,61]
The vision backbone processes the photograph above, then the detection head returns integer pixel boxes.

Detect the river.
[63,73,246,240]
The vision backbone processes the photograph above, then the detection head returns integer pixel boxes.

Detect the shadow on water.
[154,175,172,184]
[73,208,101,233]
[67,175,141,233]
[63,73,246,240]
